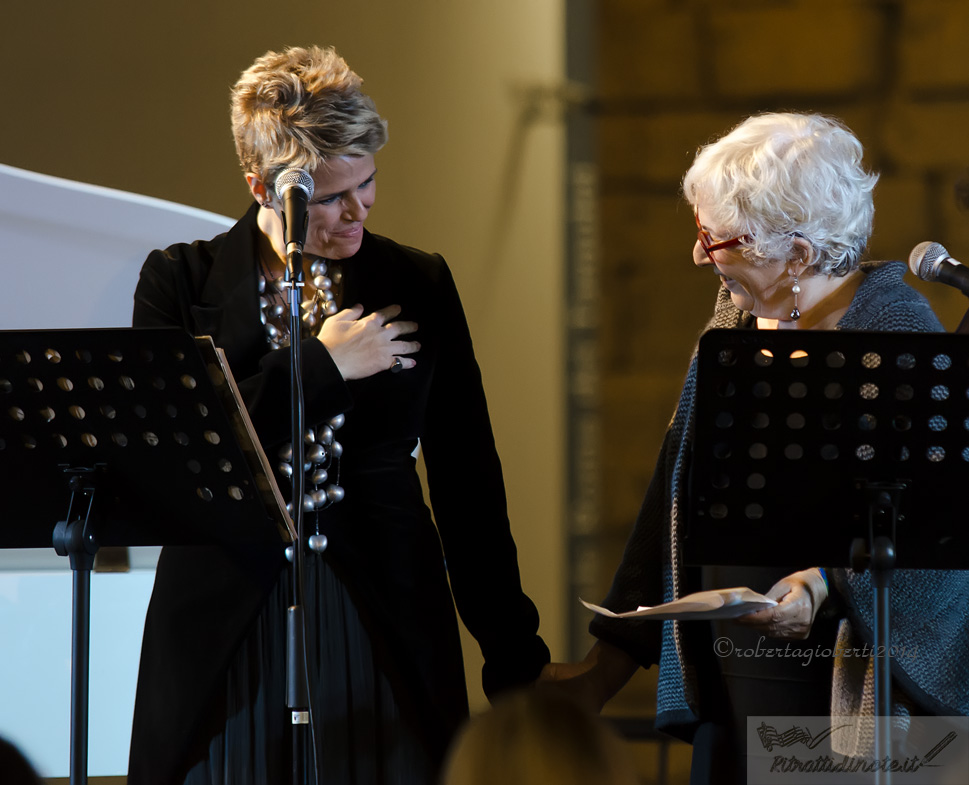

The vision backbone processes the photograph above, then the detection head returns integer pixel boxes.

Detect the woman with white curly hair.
[684,112,879,328]
[543,113,969,783]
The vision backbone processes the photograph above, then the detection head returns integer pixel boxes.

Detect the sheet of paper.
[581,587,777,621]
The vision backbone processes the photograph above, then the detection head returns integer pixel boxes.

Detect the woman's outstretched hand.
[317,304,419,380]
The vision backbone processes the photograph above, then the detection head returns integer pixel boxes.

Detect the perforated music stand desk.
[687,328,969,772]
[687,328,968,568]
[0,326,291,785]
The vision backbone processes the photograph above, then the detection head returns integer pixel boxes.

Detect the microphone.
[274,168,315,257]
[909,241,969,295]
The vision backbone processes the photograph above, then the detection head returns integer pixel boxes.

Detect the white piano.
[0,162,233,777]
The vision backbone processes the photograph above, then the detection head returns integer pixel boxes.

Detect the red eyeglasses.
[694,207,750,263]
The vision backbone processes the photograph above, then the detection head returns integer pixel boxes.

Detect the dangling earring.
[790,276,801,321]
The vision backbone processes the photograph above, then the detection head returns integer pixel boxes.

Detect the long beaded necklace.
[258,251,347,516]
[259,257,344,349]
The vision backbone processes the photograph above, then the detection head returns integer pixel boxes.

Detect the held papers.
[582,587,777,621]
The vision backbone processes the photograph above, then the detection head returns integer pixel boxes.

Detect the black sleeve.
[237,340,351,447]
[132,245,353,448]
[419,260,550,698]
[133,247,204,333]
[587,433,668,669]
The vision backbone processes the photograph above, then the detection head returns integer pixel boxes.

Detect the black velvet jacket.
[127,203,550,782]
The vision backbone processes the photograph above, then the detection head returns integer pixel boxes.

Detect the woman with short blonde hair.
[128,44,550,785]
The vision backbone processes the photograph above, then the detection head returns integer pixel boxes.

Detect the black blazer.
[128,203,550,782]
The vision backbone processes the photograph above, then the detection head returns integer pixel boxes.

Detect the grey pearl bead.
[329,413,345,430]
[324,301,339,315]
[318,425,334,444]
[308,533,328,552]
[311,468,328,485]
[278,443,293,462]
[330,441,343,458]
[302,494,315,512]
[259,296,269,309]
[272,303,286,317]
[304,429,316,443]
[258,277,267,294]
[326,485,345,503]
[310,488,328,507]
[310,260,327,277]
[313,275,331,289]
[307,443,326,464]
[278,462,294,478]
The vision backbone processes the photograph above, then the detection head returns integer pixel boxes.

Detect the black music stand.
[687,328,969,773]
[0,327,291,785]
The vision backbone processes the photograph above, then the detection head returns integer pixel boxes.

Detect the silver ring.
[390,357,403,374]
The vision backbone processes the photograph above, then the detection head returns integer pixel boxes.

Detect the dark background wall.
[593,1,969,778]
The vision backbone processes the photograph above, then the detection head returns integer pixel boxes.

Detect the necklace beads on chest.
[259,254,346,515]
[276,417,345,516]
[259,258,343,350]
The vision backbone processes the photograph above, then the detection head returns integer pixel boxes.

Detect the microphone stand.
[283,243,310,785]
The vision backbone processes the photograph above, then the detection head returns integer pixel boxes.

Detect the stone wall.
[593,0,969,777]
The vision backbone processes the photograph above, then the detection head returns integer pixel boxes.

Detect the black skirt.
[181,554,433,785]
[688,566,839,785]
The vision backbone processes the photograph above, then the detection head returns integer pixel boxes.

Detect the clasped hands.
[537,568,830,714]
[316,304,419,380]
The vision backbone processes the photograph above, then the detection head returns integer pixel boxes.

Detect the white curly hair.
[683,112,878,276]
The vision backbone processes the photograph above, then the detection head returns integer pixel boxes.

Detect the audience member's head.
[0,736,43,785]
[440,689,639,785]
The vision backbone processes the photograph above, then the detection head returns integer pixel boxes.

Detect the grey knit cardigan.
[590,261,969,746]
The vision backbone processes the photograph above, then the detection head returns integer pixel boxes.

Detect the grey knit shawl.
[590,261,969,742]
